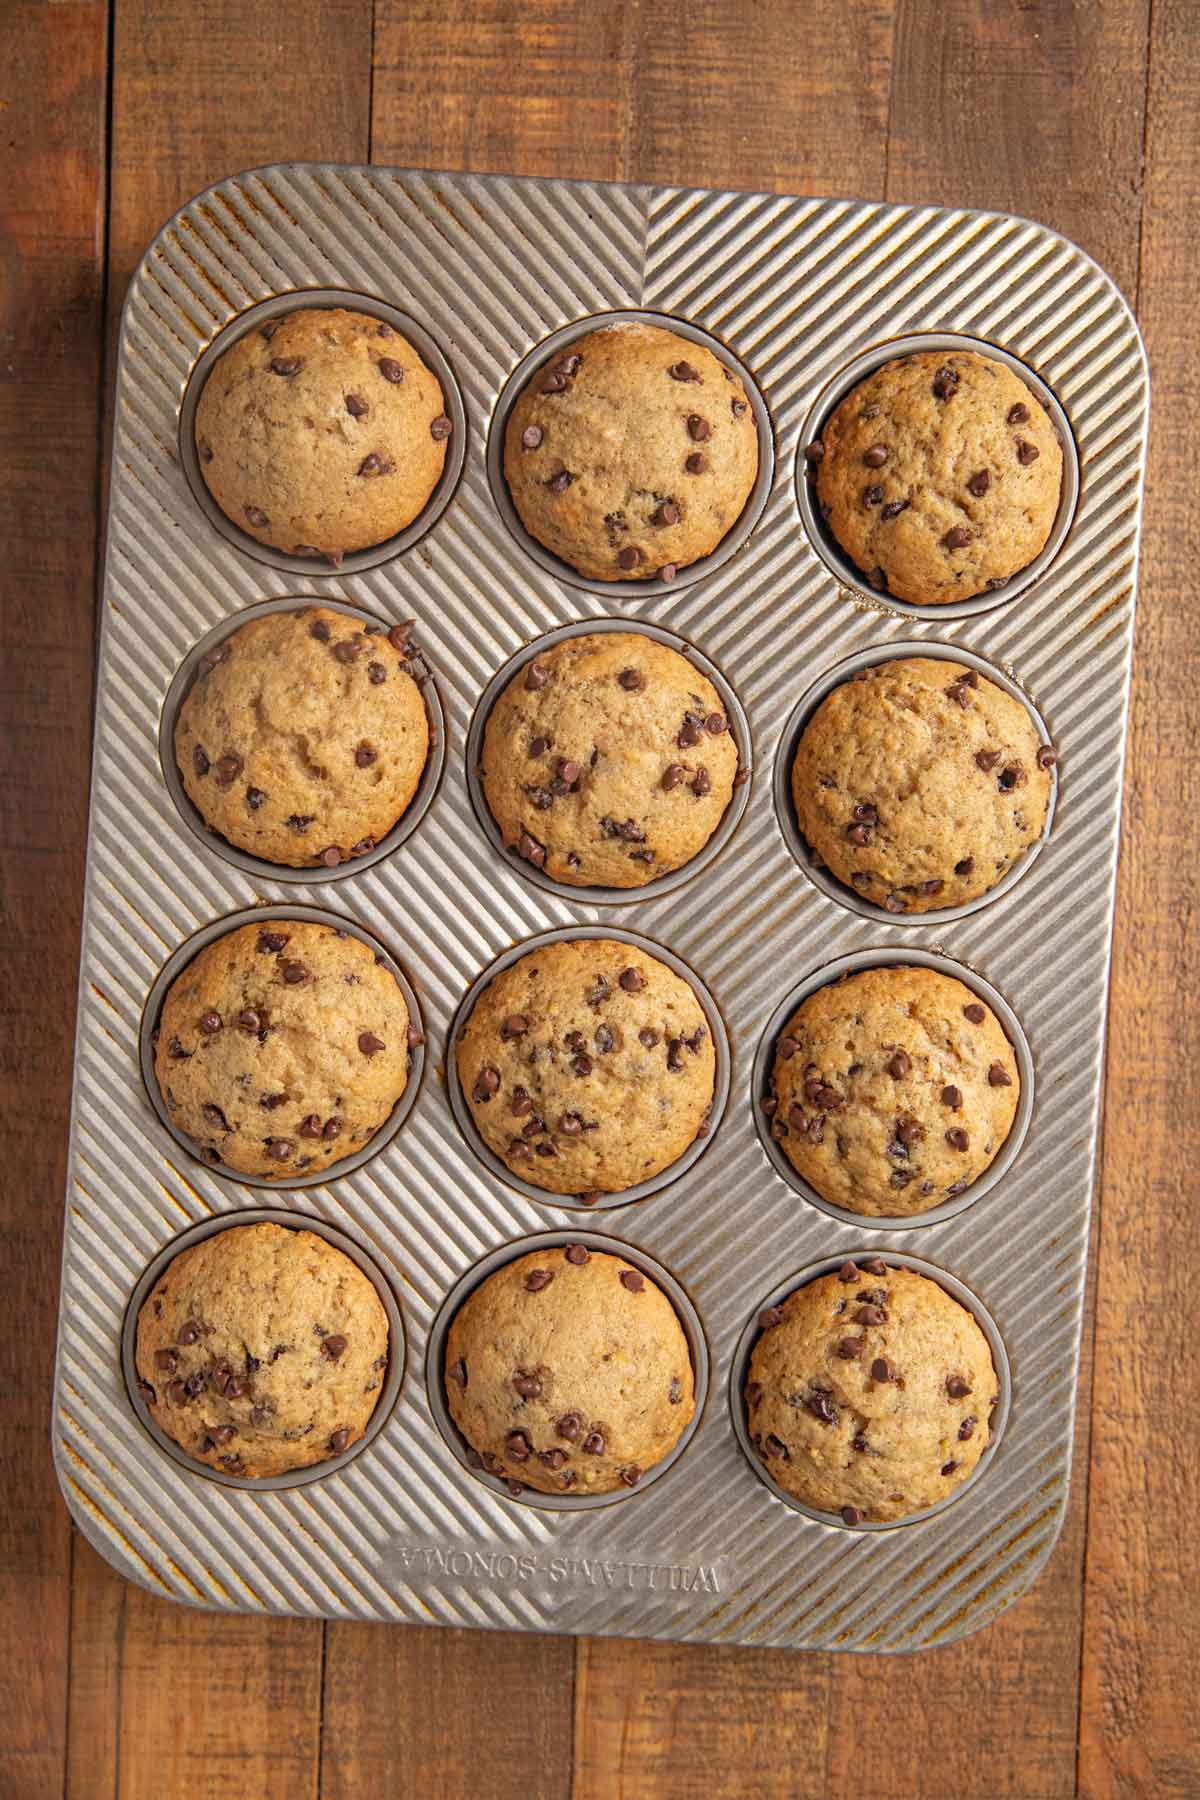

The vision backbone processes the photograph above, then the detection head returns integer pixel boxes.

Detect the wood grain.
[0,5,109,1798]
[1078,0,1200,1794]
[321,1623,574,1799]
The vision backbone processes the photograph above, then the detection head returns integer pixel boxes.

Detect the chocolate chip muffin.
[445,1245,695,1495]
[134,1221,389,1478]
[194,307,451,562]
[746,1262,998,1523]
[792,657,1055,913]
[455,939,716,1196]
[503,322,759,581]
[154,920,417,1178]
[809,349,1063,604]
[481,632,741,888]
[767,966,1019,1216]
[175,609,430,869]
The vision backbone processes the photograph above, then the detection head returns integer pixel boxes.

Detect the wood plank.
[1078,1,1200,1794]
[0,5,109,1798]
[63,3,373,1795]
[321,1623,575,1800]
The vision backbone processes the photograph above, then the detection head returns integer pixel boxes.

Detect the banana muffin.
[808,348,1063,605]
[481,631,741,888]
[153,920,417,1178]
[194,307,451,562]
[766,965,1019,1216]
[175,608,430,869]
[503,321,759,581]
[746,1262,998,1523]
[445,1245,695,1495]
[455,938,716,1197]
[134,1221,390,1478]
[791,656,1055,913]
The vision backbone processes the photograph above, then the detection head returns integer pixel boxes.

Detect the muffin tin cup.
[159,596,447,885]
[486,309,776,599]
[750,947,1035,1232]
[121,1208,407,1493]
[446,924,731,1212]
[795,331,1081,621]
[178,286,467,578]
[773,639,1058,927]
[425,1229,709,1512]
[727,1249,1011,1532]
[465,616,753,905]
[139,904,426,1190]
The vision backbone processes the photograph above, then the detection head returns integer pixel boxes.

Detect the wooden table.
[2,3,1195,1795]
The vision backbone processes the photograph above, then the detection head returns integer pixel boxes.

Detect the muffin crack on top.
[134,1222,390,1479]
[194,307,451,562]
[791,656,1054,913]
[153,920,417,1178]
[175,608,431,868]
[746,1263,999,1522]
[808,348,1063,605]
[766,965,1019,1217]
[456,938,716,1196]
[503,322,759,581]
[481,631,742,888]
[444,1246,695,1494]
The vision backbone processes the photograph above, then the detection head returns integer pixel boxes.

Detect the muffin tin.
[53,164,1147,1652]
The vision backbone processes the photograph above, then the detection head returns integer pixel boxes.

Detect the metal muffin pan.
[795,330,1081,621]
[486,308,776,599]
[727,1249,1011,1533]
[773,638,1058,927]
[122,1207,407,1492]
[159,595,446,884]
[425,1229,710,1513]
[179,286,467,579]
[54,165,1147,1653]
[750,947,1035,1233]
[139,903,426,1190]
[445,924,731,1212]
[465,615,752,906]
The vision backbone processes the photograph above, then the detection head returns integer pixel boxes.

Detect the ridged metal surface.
[53,165,1147,1650]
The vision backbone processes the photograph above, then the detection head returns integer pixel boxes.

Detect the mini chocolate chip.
[838,1336,867,1360]
[975,749,1002,772]
[198,1010,223,1035]
[564,1244,590,1265]
[1016,438,1040,465]
[619,1465,641,1487]
[955,856,975,877]
[1037,744,1058,770]
[941,1460,960,1477]
[512,1372,543,1399]
[946,1374,972,1399]
[687,414,710,441]
[524,1269,553,1293]
[999,761,1026,791]
[881,499,910,520]
[321,1335,347,1361]
[191,745,210,777]
[500,1014,528,1041]
[659,563,678,581]
[619,1269,645,1293]
[684,451,707,474]
[616,545,641,570]
[704,712,727,736]
[153,1348,178,1372]
[941,1085,963,1110]
[525,661,548,691]
[691,766,711,797]
[548,469,574,495]
[932,364,959,399]
[854,1304,886,1326]
[521,424,544,449]
[887,1050,910,1079]
[430,415,452,440]
[863,443,889,467]
[582,1432,605,1455]
[357,451,395,478]
[244,504,269,529]
[329,1427,351,1455]
[661,762,687,792]
[963,1003,986,1024]
[136,1380,156,1405]
[669,360,700,382]
[197,437,214,463]
[988,1062,1013,1087]
[558,1112,583,1136]
[871,1358,897,1384]
[838,1261,859,1283]
[806,1392,838,1425]
[518,832,546,868]
[270,355,302,376]
[638,1028,660,1048]
[617,667,646,693]
[1007,402,1030,425]
[841,1506,864,1526]
[863,483,884,506]
[945,1127,970,1151]
[571,1053,592,1076]
[732,397,747,416]
[804,440,825,463]
[967,468,991,496]
[942,525,971,550]
[618,968,645,995]
[280,962,307,985]
[265,1137,295,1161]
[344,392,369,418]
[358,1031,386,1057]
[652,501,679,527]
[556,1412,583,1441]
[215,753,243,786]
[471,1064,499,1100]
[758,1306,783,1330]
[378,358,405,383]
